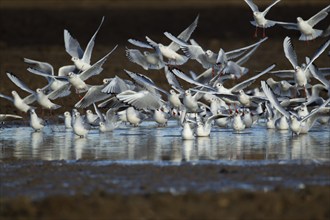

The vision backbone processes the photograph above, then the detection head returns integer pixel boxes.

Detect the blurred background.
[0,0,329,114]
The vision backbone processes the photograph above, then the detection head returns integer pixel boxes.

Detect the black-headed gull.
[277,5,330,41]
[63,111,72,129]
[73,111,90,138]
[125,47,165,70]
[0,91,35,113]
[153,106,170,127]
[244,0,281,37]
[98,108,121,132]
[32,46,117,93]
[64,16,105,71]
[6,72,70,110]
[29,109,45,131]
[125,106,148,127]
[232,110,246,132]
[74,78,112,109]
[24,58,74,96]
[128,15,199,65]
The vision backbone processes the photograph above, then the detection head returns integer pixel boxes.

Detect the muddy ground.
[1,161,330,220]
[1,4,330,220]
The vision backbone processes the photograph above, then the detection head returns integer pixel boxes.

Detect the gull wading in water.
[261,81,330,135]
[29,109,45,132]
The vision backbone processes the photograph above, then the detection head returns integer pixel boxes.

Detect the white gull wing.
[79,45,118,81]
[128,38,153,49]
[0,93,14,102]
[300,98,330,123]
[124,69,169,96]
[225,37,268,61]
[81,16,105,64]
[164,66,184,93]
[307,5,330,27]
[164,32,207,61]
[116,90,162,110]
[308,62,330,88]
[23,58,54,76]
[261,81,290,118]
[0,114,22,121]
[283,36,298,68]
[304,38,330,74]
[58,65,76,77]
[244,0,259,12]
[46,83,72,100]
[125,48,164,70]
[75,83,111,109]
[168,14,199,51]
[101,76,132,94]
[171,68,215,91]
[6,72,36,95]
[262,0,281,16]
[64,29,84,59]
[230,64,276,93]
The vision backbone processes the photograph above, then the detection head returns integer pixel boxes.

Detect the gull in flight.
[277,5,330,41]
[0,91,35,113]
[30,46,117,93]
[24,58,74,96]
[244,0,281,37]
[6,72,70,111]
[64,16,105,71]
[128,15,199,65]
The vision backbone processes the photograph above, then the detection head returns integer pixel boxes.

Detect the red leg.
[254,26,258,38]
[262,28,266,38]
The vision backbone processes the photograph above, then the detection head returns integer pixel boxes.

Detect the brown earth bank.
[1,161,330,219]
[1,186,330,220]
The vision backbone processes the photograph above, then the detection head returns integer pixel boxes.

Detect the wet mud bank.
[1,160,330,219]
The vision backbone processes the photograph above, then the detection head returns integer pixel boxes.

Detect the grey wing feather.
[168,14,199,51]
[23,58,54,75]
[128,38,153,49]
[261,81,290,118]
[81,16,105,64]
[171,68,215,91]
[79,45,117,81]
[6,72,35,94]
[64,29,84,59]
[231,64,276,92]
[244,0,259,12]
[304,39,330,73]
[283,36,298,68]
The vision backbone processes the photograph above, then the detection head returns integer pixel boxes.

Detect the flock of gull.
[1,1,330,140]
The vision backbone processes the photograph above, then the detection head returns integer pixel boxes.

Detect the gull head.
[103,78,110,84]
[297,17,303,22]
[205,50,213,58]
[71,57,79,62]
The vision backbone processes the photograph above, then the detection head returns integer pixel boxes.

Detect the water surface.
[1,120,329,163]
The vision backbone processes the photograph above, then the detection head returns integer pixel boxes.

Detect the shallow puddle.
[1,120,329,163]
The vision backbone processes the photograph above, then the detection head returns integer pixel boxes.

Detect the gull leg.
[262,28,266,38]
[254,26,258,38]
